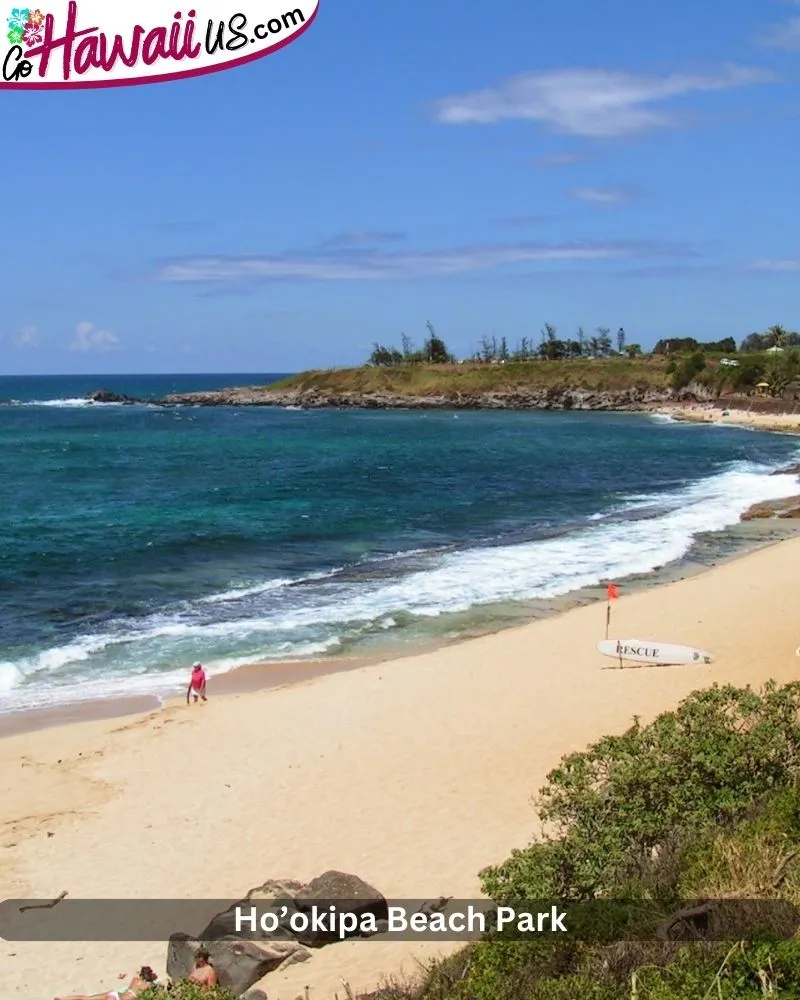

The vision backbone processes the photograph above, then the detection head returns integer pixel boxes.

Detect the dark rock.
[771,464,800,477]
[167,932,306,996]
[201,879,306,942]
[85,389,139,404]
[168,872,389,991]
[292,870,388,948]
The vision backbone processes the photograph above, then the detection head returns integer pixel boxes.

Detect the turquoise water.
[1,374,799,714]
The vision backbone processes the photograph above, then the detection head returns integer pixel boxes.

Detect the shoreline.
[2,408,799,738]
[3,514,799,741]
[4,533,800,999]
[655,401,800,435]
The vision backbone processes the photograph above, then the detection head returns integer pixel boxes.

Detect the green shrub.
[361,684,800,1000]
[139,984,239,1000]
[376,936,800,999]
[670,351,706,389]
[629,938,800,999]
[679,787,800,901]
[481,683,800,901]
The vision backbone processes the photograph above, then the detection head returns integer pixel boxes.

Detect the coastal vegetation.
[262,322,800,404]
[266,345,799,404]
[365,322,797,369]
[161,683,800,999]
[138,986,239,1000]
[355,682,800,999]
[270,356,671,395]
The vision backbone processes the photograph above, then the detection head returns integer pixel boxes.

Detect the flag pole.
[605,582,618,640]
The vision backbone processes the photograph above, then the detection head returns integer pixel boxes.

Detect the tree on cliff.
[768,324,789,350]
[740,326,800,352]
[670,350,707,389]
[764,348,800,396]
[595,327,613,357]
[422,321,455,363]
[368,343,403,366]
[367,323,455,365]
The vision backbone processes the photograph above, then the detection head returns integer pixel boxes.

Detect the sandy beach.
[2,535,800,999]
[660,403,800,435]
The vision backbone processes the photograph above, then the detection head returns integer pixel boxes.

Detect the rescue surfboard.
[597,639,714,665]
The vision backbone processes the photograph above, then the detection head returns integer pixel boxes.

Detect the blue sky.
[2,0,799,374]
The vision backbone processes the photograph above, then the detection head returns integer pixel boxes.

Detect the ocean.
[1,373,799,717]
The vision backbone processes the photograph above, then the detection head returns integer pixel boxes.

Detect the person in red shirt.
[186,662,207,705]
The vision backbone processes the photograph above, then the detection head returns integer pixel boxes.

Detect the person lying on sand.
[55,964,159,1000]
[186,662,207,704]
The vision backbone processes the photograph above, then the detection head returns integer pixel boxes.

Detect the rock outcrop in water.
[740,496,800,520]
[85,389,141,404]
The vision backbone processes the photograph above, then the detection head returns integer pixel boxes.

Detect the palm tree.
[767,324,788,349]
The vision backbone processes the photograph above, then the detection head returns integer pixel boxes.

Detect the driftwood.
[655,901,717,941]
[772,850,799,890]
[18,889,68,913]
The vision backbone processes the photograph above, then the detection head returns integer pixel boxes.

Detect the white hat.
[192,662,202,668]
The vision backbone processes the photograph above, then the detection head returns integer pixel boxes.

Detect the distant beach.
[657,401,800,435]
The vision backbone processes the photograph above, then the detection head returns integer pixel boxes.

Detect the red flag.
[607,583,619,601]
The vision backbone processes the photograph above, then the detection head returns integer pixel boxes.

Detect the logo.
[2,1,318,88]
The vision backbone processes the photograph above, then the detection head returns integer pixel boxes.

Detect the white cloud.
[157,239,695,284]
[432,65,773,137]
[70,321,119,351]
[760,1,800,50]
[569,186,636,204]
[761,20,800,49]
[748,259,800,271]
[10,325,38,347]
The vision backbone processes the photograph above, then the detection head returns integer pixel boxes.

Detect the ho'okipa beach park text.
[2,1,310,84]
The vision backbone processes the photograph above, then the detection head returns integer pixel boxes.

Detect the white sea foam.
[26,397,95,407]
[20,397,137,408]
[197,578,295,604]
[2,455,798,716]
